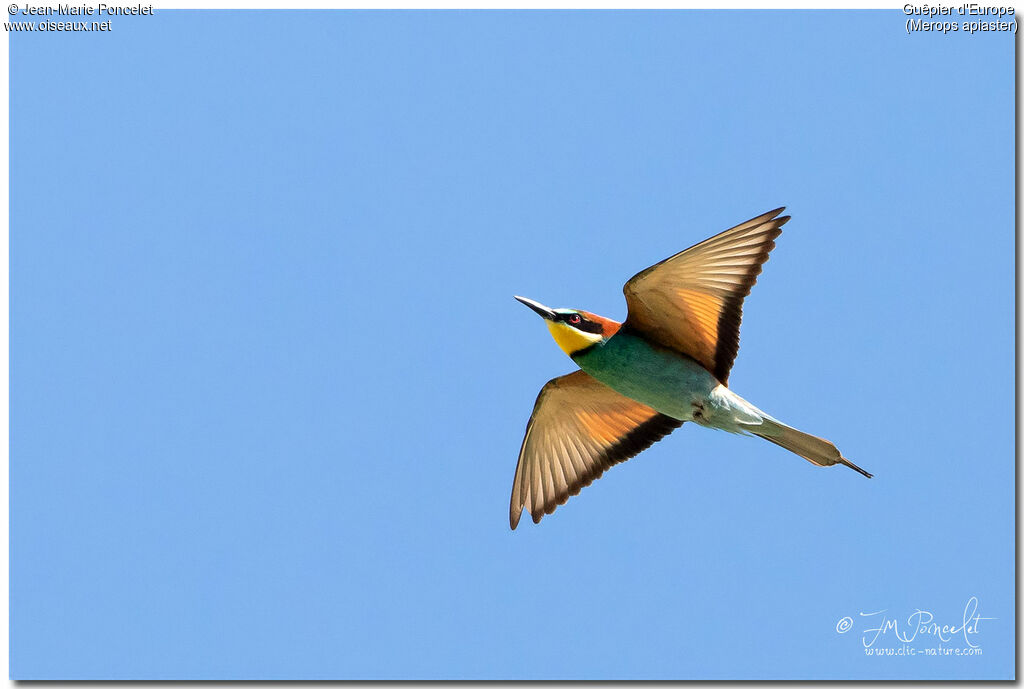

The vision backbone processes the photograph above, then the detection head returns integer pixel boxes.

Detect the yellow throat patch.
[545,320,603,356]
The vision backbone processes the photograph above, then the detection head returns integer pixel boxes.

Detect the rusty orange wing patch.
[622,208,789,384]
[510,371,683,529]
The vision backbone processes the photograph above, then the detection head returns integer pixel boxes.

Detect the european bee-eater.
[510,207,870,529]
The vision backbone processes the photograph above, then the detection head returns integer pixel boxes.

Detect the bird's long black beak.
[514,295,557,320]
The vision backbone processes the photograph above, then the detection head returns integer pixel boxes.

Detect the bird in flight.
[510,207,870,529]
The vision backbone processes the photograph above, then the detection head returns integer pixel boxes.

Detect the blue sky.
[10,10,1013,680]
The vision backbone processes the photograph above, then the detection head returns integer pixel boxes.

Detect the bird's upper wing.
[510,370,682,529]
[622,208,789,384]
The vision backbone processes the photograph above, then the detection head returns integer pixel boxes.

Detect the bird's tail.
[752,417,872,478]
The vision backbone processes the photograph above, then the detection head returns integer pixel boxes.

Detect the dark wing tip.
[749,207,786,226]
[516,414,684,528]
[711,218,787,383]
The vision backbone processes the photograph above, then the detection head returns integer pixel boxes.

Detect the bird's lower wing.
[510,370,683,529]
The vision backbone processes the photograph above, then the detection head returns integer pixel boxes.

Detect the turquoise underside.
[572,331,718,420]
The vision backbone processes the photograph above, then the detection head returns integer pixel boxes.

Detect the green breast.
[572,330,718,419]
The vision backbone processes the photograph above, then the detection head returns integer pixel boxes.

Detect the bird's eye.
[568,314,582,325]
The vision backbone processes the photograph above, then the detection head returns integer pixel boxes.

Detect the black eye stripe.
[559,313,603,334]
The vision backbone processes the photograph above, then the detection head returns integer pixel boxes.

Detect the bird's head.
[514,295,621,357]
